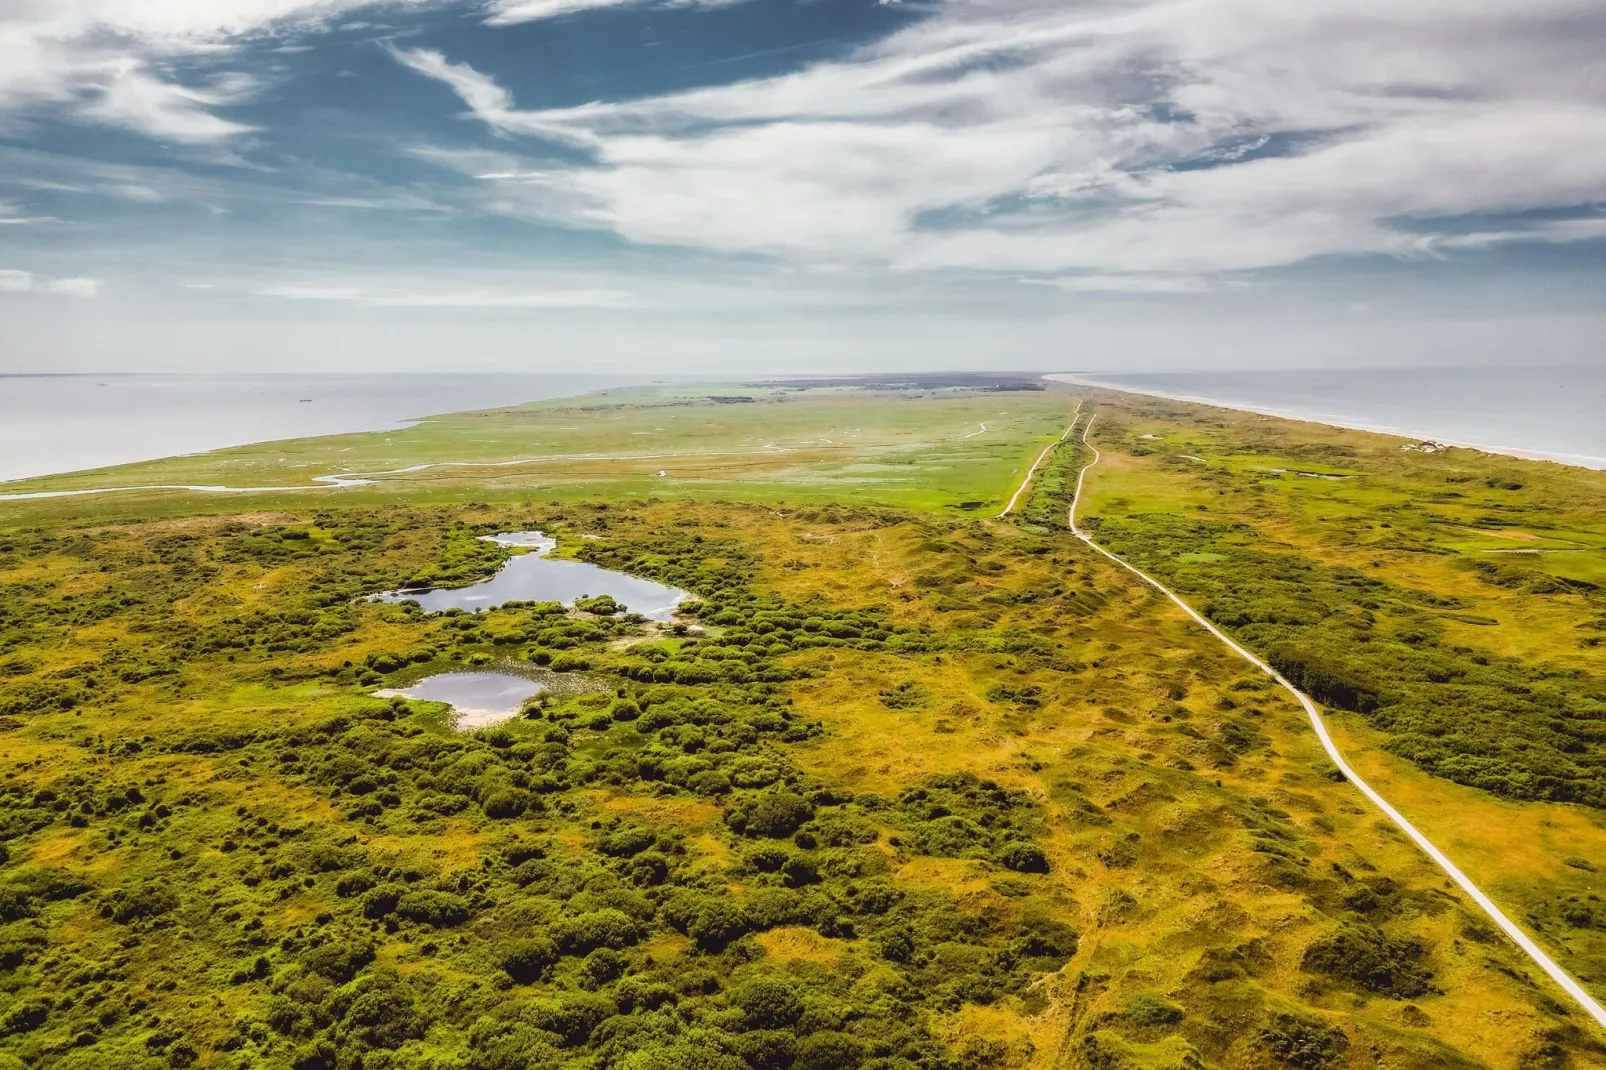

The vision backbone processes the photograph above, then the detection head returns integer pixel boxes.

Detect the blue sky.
[0,0,1603,373]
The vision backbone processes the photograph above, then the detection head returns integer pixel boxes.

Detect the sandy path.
[997,400,1082,518]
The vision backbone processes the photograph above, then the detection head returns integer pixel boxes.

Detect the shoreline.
[1046,374,1606,472]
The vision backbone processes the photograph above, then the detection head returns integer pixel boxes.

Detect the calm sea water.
[1061,366,1606,470]
[0,374,643,483]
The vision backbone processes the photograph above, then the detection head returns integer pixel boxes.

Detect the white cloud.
[43,276,101,297]
[254,280,633,306]
[1030,275,1227,294]
[398,0,1606,277]
[0,200,53,224]
[0,0,427,146]
[483,0,638,26]
[0,269,100,296]
[390,48,599,146]
[77,60,257,144]
[481,0,741,27]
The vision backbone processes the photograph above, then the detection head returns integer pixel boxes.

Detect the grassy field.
[2,379,1605,1070]
[0,384,1074,520]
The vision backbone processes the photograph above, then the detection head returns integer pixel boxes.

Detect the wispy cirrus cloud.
[396,0,1606,279]
[482,0,639,25]
[481,0,744,27]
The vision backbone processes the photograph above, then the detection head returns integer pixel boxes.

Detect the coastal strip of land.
[1056,408,1606,1033]
[1048,373,1606,472]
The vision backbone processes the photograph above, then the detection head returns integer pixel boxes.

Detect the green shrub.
[339,984,426,1049]
[1123,993,1184,1027]
[526,991,617,1046]
[1258,1013,1348,1069]
[499,936,558,983]
[1300,925,1433,998]
[683,900,753,951]
[730,976,805,1029]
[101,882,179,924]
[727,791,814,838]
[483,789,533,818]
[302,939,375,982]
[731,1030,798,1070]
[360,882,406,919]
[796,1031,868,1070]
[0,999,48,1036]
[557,909,643,953]
[994,841,1049,874]
[394,889,472,927]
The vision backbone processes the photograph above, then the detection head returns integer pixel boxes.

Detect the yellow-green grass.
[1074,387,1606,1013]
[731,508,1602,1065]
[4,385,1606,1068]
[1077,391,1606,672]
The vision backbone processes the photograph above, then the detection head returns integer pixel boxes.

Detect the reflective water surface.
[375,671,545,728]
[377,531,687,621]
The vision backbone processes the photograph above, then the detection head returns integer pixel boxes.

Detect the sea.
[1057,365,1606,470]
[4,367,1603,486]
[0,374,644,484]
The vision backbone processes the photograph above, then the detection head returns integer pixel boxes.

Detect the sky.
[0,0,1603,374]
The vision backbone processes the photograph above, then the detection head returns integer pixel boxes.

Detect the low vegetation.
[2,384,1604,1069]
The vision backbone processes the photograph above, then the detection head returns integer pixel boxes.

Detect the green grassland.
[1,381,1604,1070]
[0,385,1073,520]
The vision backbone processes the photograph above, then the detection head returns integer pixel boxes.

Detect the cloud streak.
[397,0,1606,278]
[0,269,100,297]
[481,0,742,27]
[254,280,633,307]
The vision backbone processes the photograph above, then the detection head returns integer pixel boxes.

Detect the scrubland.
[1,382,1603,1069]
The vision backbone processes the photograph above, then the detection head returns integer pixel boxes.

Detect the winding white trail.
[997,400,1083,518]
[1056,409,1606,1032]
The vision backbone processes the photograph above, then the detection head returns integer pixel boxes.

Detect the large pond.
[376,531,687,621]
[375,671,547,729]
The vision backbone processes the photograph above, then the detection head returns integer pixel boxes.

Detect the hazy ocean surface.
[0,374,642,483]
[1065,365,1606,470]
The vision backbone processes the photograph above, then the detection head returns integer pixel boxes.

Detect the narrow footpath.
[996,399,1083,518]
[1014,405,1606,1032]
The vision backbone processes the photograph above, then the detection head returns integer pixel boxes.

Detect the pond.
[375,530,687,621]
[375,671,546,729]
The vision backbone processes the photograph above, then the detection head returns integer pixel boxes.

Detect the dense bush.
[1258,1013,1349,1069]
[1299,924,1434,998]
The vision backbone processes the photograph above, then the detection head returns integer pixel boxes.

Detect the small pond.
[375,671,546,729]
[376,530,687,621]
